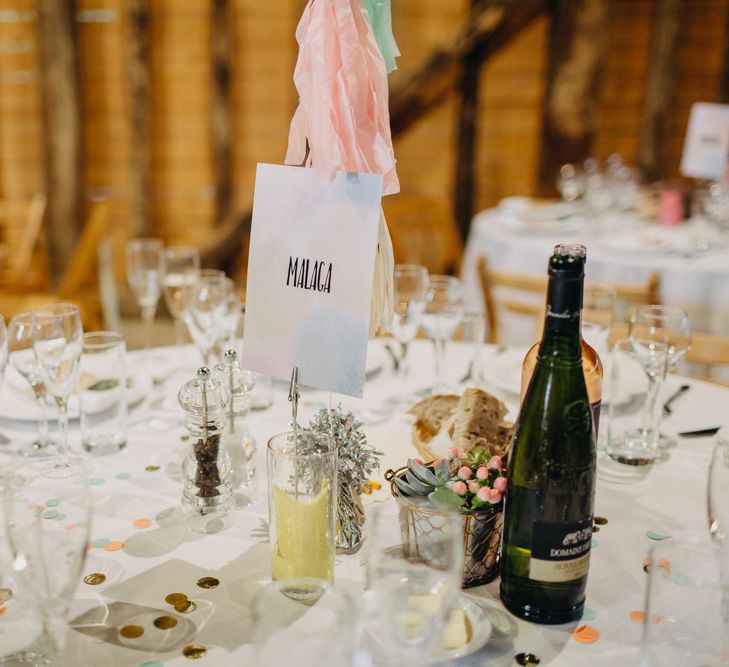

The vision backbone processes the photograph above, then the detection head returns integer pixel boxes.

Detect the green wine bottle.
[500,243,596,625]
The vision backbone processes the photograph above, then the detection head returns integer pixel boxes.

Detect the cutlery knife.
[678,426,722,438]
[663,384,690,416]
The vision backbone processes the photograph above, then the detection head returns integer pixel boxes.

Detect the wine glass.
[556,163,585,202]
[392,264,429,397]
[629,305,691,449]
[8,313,56,456]
[125,238,162,350]
[421,275,463,393]
[3,456,91,666]
[364,505,463,665]
[183,269,233,366]
[30,304,83,458]
[161,245,200,352]
[708,438,729,545]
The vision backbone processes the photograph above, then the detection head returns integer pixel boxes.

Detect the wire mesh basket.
[386,467,503,588]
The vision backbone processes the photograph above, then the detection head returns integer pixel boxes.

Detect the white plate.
[483,348,528,396]
[438,595,493,660]
[0,369,152,422]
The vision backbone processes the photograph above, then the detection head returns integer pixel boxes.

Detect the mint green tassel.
[364,0,400,73]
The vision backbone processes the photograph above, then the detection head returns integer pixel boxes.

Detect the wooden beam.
[719,4,729,103]
[36,0,83,284]
[637,0,683,182]
[389,0,547,137]
[125,0,152,237]
[453,0,485,242]
[210,0,233,227]
[537,0,609,193]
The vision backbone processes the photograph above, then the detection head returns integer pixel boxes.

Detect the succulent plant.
[394,458,451,499]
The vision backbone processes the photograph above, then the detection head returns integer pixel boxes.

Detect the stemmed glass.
[125,238,162,350]
[708,438,729,545]
[3,456,91,666]
[421,275,463,394]
[0,315,7,386]
[161,245,200,352]
[629,305,691,448]
[364,505,463,665]
[30,304,83,458]
[183,269,233,366]
[392,264,429,397]
[8,313,56,456]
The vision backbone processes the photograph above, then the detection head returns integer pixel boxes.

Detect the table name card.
[242,164,382,398]
[680,102,729,180]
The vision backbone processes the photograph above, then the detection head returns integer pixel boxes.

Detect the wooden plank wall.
[0,0,727,283]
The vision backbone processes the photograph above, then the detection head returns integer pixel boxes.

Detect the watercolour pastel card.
[241,163,383,398]
[680,102,729,179]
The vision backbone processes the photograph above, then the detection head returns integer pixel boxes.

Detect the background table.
[0,341,726,666]
[461,203,729,343]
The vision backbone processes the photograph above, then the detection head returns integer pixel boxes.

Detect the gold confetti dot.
[515,652,541,665]
[594,516,608,525]
[182,644,206,659]
[0,589,12,602]
[174,600,197,614]
[120,625,144,639]
[83,573,106,586]
[153,615,178,630]
[145,465,160,472]
[165,593,188,606]
[196,576,219,589]
[368,480,381,490]
[592,525,601,533]
[180,434,190,442]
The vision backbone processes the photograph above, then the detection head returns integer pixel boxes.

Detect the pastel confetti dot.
[581,608,597,621]
[646,530,672,541]
[658,558,671,572]
[133,519,151,529]
[0,607,6,617]
[629,611,645,624]
[53,513,67,521]
[65,524,75,531]
[45,499,60,507]
[591,538,598,548]
[572,625,600,644]
[104,541,124,552]
[43,510,59,520]
[92,538,111,548]
[674,574,690,586]
[139,663,163,667]
[115,472,132,480]
[90,478,105,486]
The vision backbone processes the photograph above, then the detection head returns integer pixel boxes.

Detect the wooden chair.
[0,194,48,289]
[0,201,109,329]
[476,255,660,344]
[383,196,463,275]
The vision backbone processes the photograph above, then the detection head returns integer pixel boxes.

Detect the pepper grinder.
[214,350,257,492]
[178,367,233,531]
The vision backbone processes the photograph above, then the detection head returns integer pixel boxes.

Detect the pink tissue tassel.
[285,0,398,336]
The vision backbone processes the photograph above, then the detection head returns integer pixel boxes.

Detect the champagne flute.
[421,275,463,394]
[392,264,429,397]
[183,269,232,366]
[0,315,7,386]
[30,304,83,458]
[629,305,691,449]
[3,456,91,666]
[125,238,162,350]
[161,245,200,351]
[556,163,585,203]
[8,313,56,456]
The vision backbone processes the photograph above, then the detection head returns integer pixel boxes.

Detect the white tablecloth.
[461,203,729,341]
[0,341,726,666]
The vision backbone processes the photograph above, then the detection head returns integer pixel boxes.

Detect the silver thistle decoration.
[308,405,382,551]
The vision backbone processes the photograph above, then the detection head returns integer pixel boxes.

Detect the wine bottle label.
[528,518,592,583]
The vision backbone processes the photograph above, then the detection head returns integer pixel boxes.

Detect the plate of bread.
[408,388,514,462]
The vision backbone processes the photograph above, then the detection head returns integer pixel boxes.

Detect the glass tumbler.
[267,431,337,586]
[606,339,669,465]
[642,534,728,666]
[80,332,127,454]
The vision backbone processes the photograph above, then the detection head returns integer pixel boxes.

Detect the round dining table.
[0,340,726,666]
[461,199,729,341]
